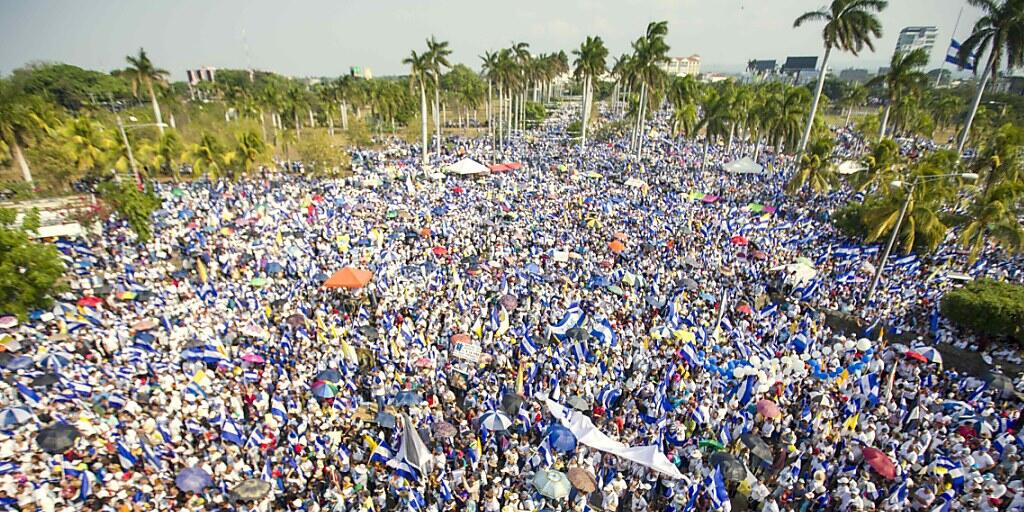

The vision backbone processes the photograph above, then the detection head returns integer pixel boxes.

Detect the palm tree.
[234,129,269,178]
[856,138,902,194]
[510,42,531,134]
[480,51,499,148]
[695,85,733,169]
[404,50,432,165]
[629,21,671,159]
[793,0,887,153]
[786,138,837,194]
[282,83,308,140]
[572,36,609,150]
[138,130,185,181]
[839,82,869,126]
[60,117,115,176]
[0,78,52,183]
[668,75,701,138]
[187,133,233,180]
[868,48,928,140]
[957,0,1024,155]
[125,48,169,134]
[959,181,1024,262]
[426,36,452,154]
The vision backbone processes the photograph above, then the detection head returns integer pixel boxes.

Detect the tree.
[480,51,499,147]
[668,75,701,138]
[0,208,65,320]
[234,129,269,178]
[403,50,432,165]
[959,181,1024,262]
[426,36,452,154]
[868,48,928,140]
[138,130,185,181]
[60,116,115,176]
[572,36,609,150]
[941,279,1024,343]
[187,133,233,180]
[97,181,162,242]
[957,0,1024,154]
[0,78,54,183]
[786,138,836,194]
[856,138,902,194]
[125,48,169,134]
[696,84,733,169]
[629,21,671,158]
[295,131,350,175]
[838,82,868,125]
[794,0,887,153]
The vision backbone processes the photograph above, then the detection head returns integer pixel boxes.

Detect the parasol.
[532,469,571,499]
[175,467,213,492]
[567,467,598,493]
[478,410,513,431]
[36,423,80,454]
[862,447,896,480]
[709,452,747,481]
[230,479,272,501]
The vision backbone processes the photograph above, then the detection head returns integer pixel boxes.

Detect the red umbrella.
[752,250,767,260]
[77,296,102,307]
[452,186,464,194]
[904,351,928,363]
[862,447,896,480]
[736,304,753,315]
[432,246,448,256]
[450,333,470,344]
[756,399,781,419]
[730,236,749,246]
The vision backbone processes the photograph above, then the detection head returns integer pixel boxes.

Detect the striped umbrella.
[310,380,338,398]
[0,406,33,427]
[37,353,71,370]
[478,410,512,431]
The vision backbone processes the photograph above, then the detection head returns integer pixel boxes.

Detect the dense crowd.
[1,105,1022,512]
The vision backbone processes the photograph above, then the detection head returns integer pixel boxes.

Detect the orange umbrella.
[419,228,432,237]
[613,232,628,242]
[608,240,626,253]
[323,268,374,289]
[450,333,470,344]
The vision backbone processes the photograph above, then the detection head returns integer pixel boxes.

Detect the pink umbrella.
[241,353,265,364]
[414,357,432,368]
[756,399,781,419]
[862,447,896,480]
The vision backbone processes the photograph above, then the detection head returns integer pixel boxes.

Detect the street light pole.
[116,114,140,188]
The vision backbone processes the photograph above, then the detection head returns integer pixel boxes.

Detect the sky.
[0,0,983,80]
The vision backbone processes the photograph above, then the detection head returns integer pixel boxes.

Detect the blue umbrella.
[175,467,213,492]
[266,262,284,275]
[5,356,34,370]
[0,406,33,427]
[393,390,423,407]
[547,425,577,453]
[134,331,156,344]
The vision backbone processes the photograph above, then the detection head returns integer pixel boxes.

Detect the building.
[895,26,938,56]
[838,68,871,83]
[660,55,701,77]
[349,66,373,80]
[781,56,820,84]
[185,67,216,85]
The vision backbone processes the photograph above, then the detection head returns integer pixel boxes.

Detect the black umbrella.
[36,423,80,454]
[31,373,62,388]
[709,452,747,481]
[566,328,590,343]
[230,479,272,501]
[679,277,699,290]
[567,396,590,411]
[983,371,1018,399]
[645,294,665,309]
[374,412,397,429]
[739,432,773,462]
[286,313,306,327]
[501,392,524,416]
[357,326,379,341]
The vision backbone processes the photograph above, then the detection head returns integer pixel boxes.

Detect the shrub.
[941,279,1024,343]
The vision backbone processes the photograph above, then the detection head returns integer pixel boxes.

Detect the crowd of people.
[1,104,1022,512]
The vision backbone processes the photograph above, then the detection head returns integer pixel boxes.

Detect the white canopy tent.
[837,160,867,175]
[723,157,765,175]
[446,158,490,176]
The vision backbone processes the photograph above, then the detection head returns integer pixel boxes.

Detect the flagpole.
[937,7,965,87]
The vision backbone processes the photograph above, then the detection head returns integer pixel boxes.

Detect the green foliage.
[941,279,1024,343]
[0,208,66,319]
[524,101,546,122]
[97,181,162,242]
[786,138,835,194]
[10,63,130,112]
[295,131,351,175]
[0,181,36,200]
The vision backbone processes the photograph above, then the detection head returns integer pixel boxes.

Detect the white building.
[895,26,938,56]
[185,67,216,85]
[661,55,702,77]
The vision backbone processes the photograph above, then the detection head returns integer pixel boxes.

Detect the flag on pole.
[946,39,976,70]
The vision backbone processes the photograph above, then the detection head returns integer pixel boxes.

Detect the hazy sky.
[0,0,983,79]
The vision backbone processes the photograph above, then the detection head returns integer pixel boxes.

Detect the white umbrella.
[532,469,571,499]
[478,410,512,431]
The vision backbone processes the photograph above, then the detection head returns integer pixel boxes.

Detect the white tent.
[624,178,647,188]
[446,158,489,176]
[723,157,765,175]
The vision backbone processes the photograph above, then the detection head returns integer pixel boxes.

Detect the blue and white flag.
[220,418,244,445]
[520,329,540,357]
[139,435,163,471]
[709,465,732,511]
[733,375,757,408]
[859,372,880,405]
[16,382,41,407]
[946,39,976,70]
[549,303,586,340]
[590,318,617,347]
[116,441,138,470]
[597,387,621,409]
